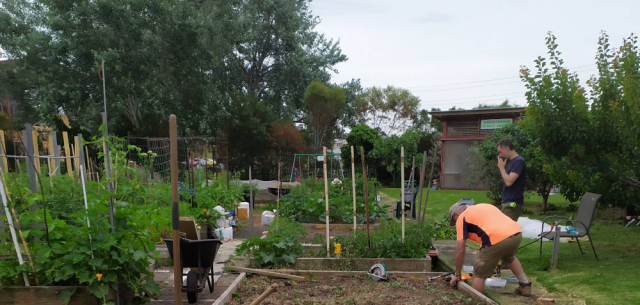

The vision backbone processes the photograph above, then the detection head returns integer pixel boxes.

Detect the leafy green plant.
[235,219,305,267]
[279,174,388,224]
[314,220,439,259]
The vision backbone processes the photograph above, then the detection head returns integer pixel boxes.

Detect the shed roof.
[430,107,526,119]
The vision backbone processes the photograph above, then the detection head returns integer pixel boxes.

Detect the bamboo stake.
[351,146,356,235]
[417,151,427,223]
[401,146,405,241]
[63,132,73,177]
[169,115,182,305]
[0,178,30,286]
[360,147,371,255]
[323,147,330,257]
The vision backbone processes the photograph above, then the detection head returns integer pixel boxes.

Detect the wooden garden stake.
[0,130,8,173]
[410,155,416,219]
[360,146,371,255]
[250,284,278,305]
[417,151,427,223]
[32,130,40,174]
[323,147,330,257]
[63,132,73,177]
[401,146,405,241]
[276,161,281,232]
[351,146,356,235]
[169,114,182,304]
[74,136,81,178]
[249,166,253,231]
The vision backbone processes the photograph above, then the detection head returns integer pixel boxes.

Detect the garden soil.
[228,274,484,305]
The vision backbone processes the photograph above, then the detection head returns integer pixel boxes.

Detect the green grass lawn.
[381,188,638,305]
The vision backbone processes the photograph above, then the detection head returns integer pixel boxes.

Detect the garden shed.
[430,107,525,190]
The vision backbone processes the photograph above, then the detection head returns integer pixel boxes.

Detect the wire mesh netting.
[126,136,220,181]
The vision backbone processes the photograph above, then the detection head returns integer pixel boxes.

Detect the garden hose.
[518,236,543,250]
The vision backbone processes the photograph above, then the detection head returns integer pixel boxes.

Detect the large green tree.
[354,86,420,136]
[227,0,347,120]
[521,32,640,208]
[0,0,235,136]
[304,81,345,154]
[0,0,347,137]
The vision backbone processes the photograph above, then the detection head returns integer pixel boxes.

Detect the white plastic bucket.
[261,211,275,226]
[217,227,233,240]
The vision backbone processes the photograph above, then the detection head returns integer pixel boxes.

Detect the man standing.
[497,139,526,221]
[448,202,532,296]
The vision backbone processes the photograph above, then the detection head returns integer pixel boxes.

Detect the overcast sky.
[312,0,639,111]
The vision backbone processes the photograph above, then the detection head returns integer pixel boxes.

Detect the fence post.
[23,124,38,211]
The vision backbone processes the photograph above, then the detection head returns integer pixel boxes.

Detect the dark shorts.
[474,233,522,278]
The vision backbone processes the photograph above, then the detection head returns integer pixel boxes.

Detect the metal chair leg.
[587,233,598,261]
[539,234,544,258]
[575,237,585,254]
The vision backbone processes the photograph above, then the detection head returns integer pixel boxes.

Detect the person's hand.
[497,156,506,169]
[449,275,459,287]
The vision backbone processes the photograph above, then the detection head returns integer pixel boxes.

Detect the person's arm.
[451,219,467,286]
[455,239,466,277]
[497,157,521,187]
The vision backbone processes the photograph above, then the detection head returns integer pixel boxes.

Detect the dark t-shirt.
[502,155,526,203]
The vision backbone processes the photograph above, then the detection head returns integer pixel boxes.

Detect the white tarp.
[517,217,585,242]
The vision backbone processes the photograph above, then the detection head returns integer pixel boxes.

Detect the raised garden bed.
[0,286,129,305]
[226,274,479,305]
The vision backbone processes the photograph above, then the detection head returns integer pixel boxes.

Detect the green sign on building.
[480,118,513,129]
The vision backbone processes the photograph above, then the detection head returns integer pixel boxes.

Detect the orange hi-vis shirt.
[456,204,521,248]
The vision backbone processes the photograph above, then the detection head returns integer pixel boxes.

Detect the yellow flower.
[96,273,103,281]
[203,208,208,213]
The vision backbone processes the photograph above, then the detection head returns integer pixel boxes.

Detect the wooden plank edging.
[457,281,498,305]
[213,272,246,305]
[228,266,305,281]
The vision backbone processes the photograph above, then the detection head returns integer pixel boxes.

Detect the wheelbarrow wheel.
[186,270,198,303]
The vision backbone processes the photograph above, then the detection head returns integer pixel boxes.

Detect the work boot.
[515,282,532,297]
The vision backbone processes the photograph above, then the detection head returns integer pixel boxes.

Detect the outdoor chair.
[538,192,602,260]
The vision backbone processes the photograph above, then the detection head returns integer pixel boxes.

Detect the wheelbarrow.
[164,238,222,303]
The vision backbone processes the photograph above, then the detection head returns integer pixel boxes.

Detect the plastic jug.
[238,202,250,219]
[216,227,233,240]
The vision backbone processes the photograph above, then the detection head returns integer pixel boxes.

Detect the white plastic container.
[261,211,275,226]
[216,227,233,240]
[238,202,250,219]
[485,277,507,288]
